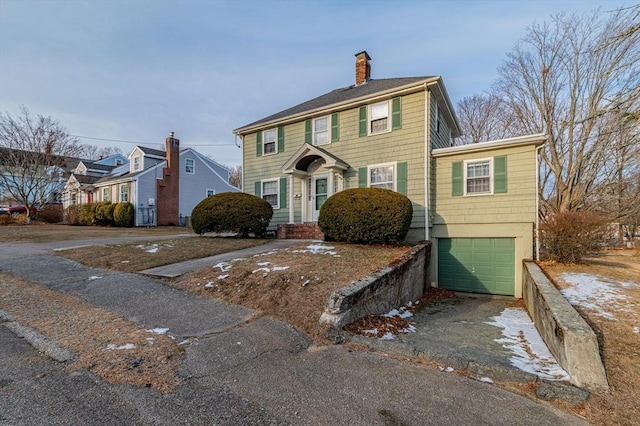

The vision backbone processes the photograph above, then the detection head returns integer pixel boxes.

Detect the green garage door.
[438,238,515,296]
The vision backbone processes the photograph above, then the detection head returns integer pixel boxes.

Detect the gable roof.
[138,146,166,157]
[234,76,462,136]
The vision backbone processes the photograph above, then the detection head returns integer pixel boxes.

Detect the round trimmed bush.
[191,192,273,237]
[113,202,134,227]
[35,204,63,223]
[95,201,115,226]
[318,188,413,244]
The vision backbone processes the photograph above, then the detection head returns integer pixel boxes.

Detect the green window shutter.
[277,126,284,153]
[305,119,312,144]
[279,177,287,208]
[494,156,507,193]
[452,161,463,196]
[358,106,368,137]
[254,181,261,197]
[392,97,402,130]
[256,131,263,157]
[358,167,368,188]
[397,162,408,195]
[331,112,339,142]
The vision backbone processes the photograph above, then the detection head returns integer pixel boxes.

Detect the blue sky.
[0,0,634,166]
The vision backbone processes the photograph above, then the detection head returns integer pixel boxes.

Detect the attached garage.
[438,238,515,296]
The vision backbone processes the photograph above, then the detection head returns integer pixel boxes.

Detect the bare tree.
[77,144,123,160]
[494,7,639,214]
[455,93,514,145]
[0,107,82,219]
[227,164,242,189]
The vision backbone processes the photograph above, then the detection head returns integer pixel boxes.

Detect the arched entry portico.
[281,144,349,224]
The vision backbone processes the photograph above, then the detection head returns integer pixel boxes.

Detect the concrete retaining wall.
[522,261,609,391]
[320,242,430,328]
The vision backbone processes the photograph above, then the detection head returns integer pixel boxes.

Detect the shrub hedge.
[36,204,63,223]
[113,202,135,227]
[64,205,84,225]
[95,201,115,226]
[318,188,413,244]
[540,210,608,263]
[191,192,273,237]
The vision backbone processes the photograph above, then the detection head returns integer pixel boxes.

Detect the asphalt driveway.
[0,236,585,425]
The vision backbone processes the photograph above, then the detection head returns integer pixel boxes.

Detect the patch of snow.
[272,266,290,271]
[478,377,494,384]
[252,267,270,274]
[292,244,339,256]
[634,326,640,334]
[217,274,229,280]
[121,260,130,263]
[384,306,414,319]
[559,273,633,320]
[231,258,245,262]
[302,279,311,287]
[146,337,154,345]
[362,329,378,336]
[205,282,215,288]
[257,262,271,266]
[400,325,417,333]
[146,328,169,335]
[486,308,569,381]
[213,262,232,272]
[379,332,395,340]
[440,366,454,372]
[88,276,102,281]
[178,340,189,345]
[106,343,135,350]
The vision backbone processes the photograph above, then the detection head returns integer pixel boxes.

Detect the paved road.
[0,237,586,425]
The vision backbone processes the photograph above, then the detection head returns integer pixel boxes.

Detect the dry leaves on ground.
[0,272,182,393]
[171,242,411,342]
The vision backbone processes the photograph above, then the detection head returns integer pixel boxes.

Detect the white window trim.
[102,187,110,202]
[206,188,216,197]
[261,178,280,209]
[368,100,392,136]
[312,116,331,146]
[119,184,129,202]
[367,161,397,191]
[463,157,493,196]
[133,156,141,171]
[185,158,195,174]
[262,128,277,156]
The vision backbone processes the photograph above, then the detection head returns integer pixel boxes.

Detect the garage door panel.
[438,238,515,296]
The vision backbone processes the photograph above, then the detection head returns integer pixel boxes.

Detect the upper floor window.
[119,184,128,202]
[370,101,390,134]
[133,156,141,171]
[185,158,195,174]
[313,116,330,145]
[263,129,276,155]
[465,159,491,195]
[368,163,395,191]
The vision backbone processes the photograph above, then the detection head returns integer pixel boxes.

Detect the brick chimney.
[156,132,180,226]
[355,51,371,85]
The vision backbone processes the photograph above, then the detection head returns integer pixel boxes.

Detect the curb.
[0,309,75,363]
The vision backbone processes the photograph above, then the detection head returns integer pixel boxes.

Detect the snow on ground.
[146,328,169,335]
[292,243,340,257]
[558,273,636,320]
[88,276,102,280]
[486,308,570,381]
[136,244,159,253]
[213,262,232,272]
[634,327,640,334]
[106,343,135,350]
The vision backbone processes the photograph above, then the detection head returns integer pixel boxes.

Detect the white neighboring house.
[63,133,239,226]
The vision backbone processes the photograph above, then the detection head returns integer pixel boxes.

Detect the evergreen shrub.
[191,192,273,237]
[318,188,413,244]
[114,202,135,227]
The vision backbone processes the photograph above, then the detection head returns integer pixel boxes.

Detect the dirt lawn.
[541,250,640,426]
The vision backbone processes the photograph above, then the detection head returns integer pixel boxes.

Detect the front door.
[311,174,328,221]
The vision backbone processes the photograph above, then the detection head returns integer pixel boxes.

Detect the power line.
[70,134,237,147]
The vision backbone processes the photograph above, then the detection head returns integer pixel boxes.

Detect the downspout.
[535,143,544,260]
[289,175,294,224]
[424,84,431,241]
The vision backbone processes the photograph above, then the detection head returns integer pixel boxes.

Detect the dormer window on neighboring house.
[185,158,195,174]
[313,116,330,145]
[115,159,123,165]
[133,156,141,171]
[263,129,276,155]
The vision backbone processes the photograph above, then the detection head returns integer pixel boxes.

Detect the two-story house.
[63,133,239,226]
[234,51,545,298]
